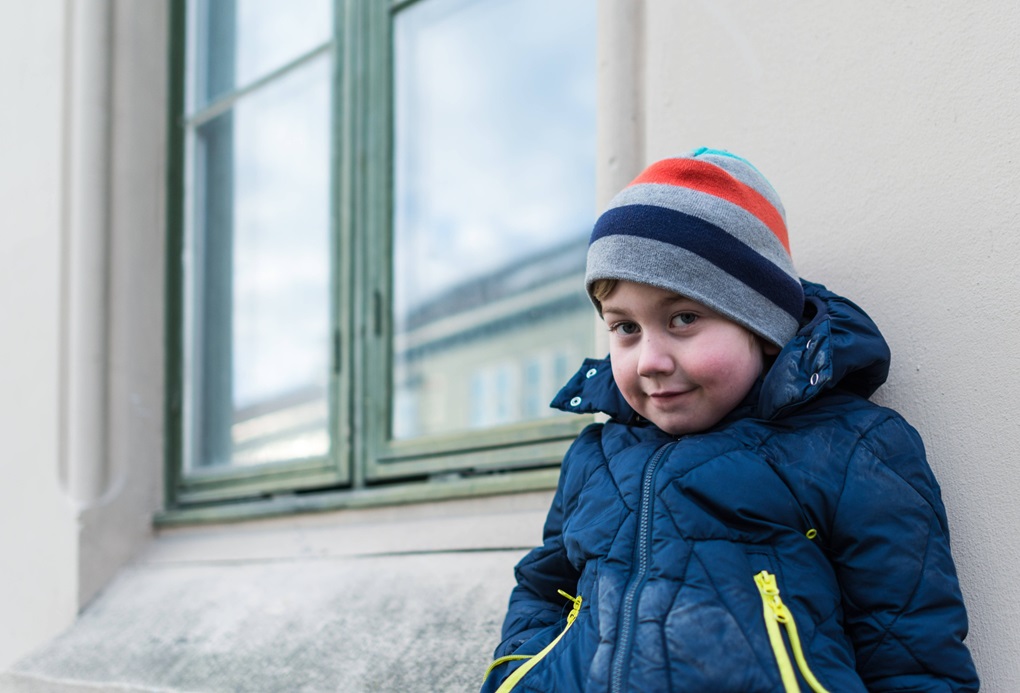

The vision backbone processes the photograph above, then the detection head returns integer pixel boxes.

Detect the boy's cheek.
[608,354,632,388]
[609,362,645,415]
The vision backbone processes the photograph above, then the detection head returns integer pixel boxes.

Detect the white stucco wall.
[0,2,79,671]
[0,0,166,670]
[623,1,1018,688]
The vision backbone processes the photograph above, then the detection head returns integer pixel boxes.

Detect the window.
[167,0,596,508]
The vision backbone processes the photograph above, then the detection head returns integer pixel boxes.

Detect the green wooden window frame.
[164,0,594,517]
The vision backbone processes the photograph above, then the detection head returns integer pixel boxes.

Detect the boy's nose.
[637,334,675,377]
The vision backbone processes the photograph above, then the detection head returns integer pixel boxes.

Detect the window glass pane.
[185,55,333,469]
[188,0,333,110]
[392,0,596,441]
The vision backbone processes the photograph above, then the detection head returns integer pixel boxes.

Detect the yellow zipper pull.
[755,571,800,692]
[755,571,793,623]
[488,590,584,693]
[557,589,583,624]
[753,571,831,693]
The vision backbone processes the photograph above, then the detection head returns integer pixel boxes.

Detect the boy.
[481,149,978,692]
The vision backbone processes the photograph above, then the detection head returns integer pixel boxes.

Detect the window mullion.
[184,41,335,129]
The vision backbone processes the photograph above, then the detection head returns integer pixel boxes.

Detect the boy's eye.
[613,321,640,336]
[671,312,697,327]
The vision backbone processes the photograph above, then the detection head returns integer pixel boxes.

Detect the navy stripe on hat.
[591,204,803,320]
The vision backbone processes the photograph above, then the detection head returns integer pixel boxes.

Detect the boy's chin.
[644,414,718,437]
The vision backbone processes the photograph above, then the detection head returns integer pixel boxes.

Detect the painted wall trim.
[61,0,113,507]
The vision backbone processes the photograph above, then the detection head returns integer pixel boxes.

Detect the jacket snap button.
[570,396,582,407]
[810,373,820,386]
[585,368,597,378]
[806,339,814,349]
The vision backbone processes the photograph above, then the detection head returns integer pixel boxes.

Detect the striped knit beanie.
[586,147,803,348]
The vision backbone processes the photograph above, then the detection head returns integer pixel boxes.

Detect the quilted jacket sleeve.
[492,463,582,660]
[829,414,979,692]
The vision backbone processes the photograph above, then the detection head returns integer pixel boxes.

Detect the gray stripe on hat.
[696,153,786,217]
[586,234,800,347]
[604,184,798,281]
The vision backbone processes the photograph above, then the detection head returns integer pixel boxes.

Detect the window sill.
[155,466,559,528]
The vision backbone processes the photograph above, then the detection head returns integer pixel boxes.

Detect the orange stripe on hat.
[630,158,791,255]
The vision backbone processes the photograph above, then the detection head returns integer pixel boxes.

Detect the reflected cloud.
[394,0,597,313]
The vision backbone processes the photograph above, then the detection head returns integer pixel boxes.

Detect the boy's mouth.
[648,389,694,402]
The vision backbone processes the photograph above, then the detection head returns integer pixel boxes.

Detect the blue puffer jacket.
[483,282,978,692]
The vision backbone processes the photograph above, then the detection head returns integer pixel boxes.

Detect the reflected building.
[394,235,592,440]
[229,384,330,467]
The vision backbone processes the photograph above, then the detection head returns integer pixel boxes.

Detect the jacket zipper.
[609,442,673,693]
[483,590,583,693]
[754,570,830,693]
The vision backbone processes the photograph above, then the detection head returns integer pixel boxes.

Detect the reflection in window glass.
[523,359,544,420]
[391,0,596,441]
[188,0,332,109]
[184,54,333,469]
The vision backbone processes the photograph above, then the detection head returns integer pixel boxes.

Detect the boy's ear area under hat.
[584,149,804,349]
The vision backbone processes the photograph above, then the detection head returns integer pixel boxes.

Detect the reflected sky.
[234,0,331,85]
[189,0,333,109]
[188,2,334,411]
[230,56,332,408]
[393,0,597,317]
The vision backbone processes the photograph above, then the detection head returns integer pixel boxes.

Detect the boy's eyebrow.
[603,294,695,316]
[600,302,629,316]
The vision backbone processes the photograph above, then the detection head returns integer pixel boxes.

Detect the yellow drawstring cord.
[754,571,830,693]
[483,590,583,692]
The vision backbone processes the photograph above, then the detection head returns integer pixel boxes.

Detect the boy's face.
[602,280,776,436]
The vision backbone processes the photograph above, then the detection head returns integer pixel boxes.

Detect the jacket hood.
[550,280,891,424]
